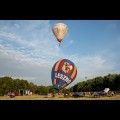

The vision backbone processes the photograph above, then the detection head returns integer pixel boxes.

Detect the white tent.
[104,88,110,93]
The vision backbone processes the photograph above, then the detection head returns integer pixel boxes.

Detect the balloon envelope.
[52,23,68,44]
[51,59,77,93]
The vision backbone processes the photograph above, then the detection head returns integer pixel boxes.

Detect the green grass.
[0,94,120,100]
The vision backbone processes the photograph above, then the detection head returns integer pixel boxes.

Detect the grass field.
[1,94,120,100]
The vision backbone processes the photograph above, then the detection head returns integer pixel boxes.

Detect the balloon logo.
[52,23,68,46]
[51,59,77,93]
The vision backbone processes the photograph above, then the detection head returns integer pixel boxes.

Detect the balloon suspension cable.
[59,42,60,46]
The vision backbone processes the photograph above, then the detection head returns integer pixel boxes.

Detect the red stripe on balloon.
[72,69,77,81]
[58,59,64,72]
[56,79,58,84]
[71,64,74,75]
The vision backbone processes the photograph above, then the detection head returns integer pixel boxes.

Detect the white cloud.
[0,43,118,87]
[65,54,118,87]
[0,47,53,85]
[14,24,20,28]
[63,39,74,47]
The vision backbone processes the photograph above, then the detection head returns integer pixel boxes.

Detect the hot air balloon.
[52,23,68,46]
[51,59,77,93]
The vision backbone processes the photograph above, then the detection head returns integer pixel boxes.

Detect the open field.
[1,94,120,100]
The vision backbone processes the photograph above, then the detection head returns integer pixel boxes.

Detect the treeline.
[0,76,68,96]
[70,74,120,92]
[0,73,120,96]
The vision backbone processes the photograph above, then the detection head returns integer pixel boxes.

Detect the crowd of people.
[7,92,15,98]
[7,90,32,98]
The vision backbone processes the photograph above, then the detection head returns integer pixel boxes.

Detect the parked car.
[72,92,84,97]
[94,92,101,97]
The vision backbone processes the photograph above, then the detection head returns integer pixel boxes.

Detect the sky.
[0,20,120,88]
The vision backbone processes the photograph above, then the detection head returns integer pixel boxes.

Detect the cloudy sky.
[0,20,120,87]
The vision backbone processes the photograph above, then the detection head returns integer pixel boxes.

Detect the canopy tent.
[104,88,110,93]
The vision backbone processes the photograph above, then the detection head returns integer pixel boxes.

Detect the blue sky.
[0,20,120,88]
